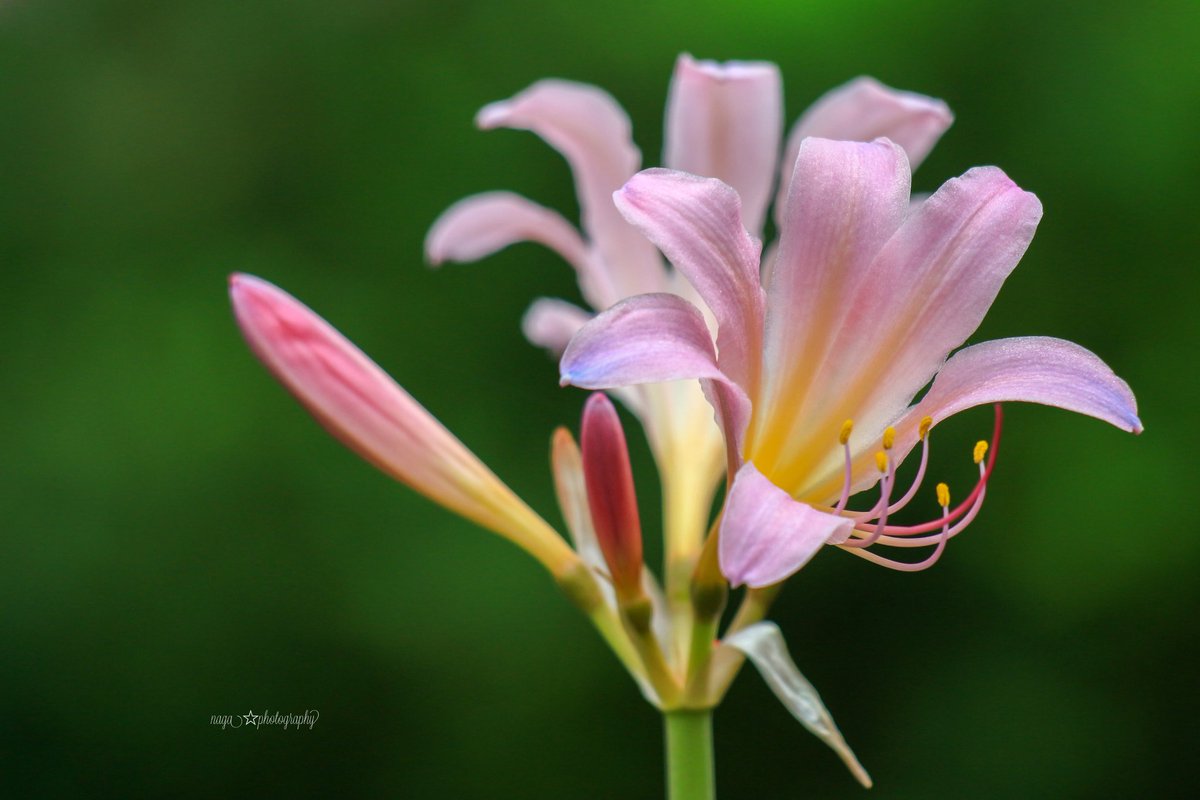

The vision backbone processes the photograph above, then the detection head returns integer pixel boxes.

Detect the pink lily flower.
[560,137,1142,588]
[425,53,954,607]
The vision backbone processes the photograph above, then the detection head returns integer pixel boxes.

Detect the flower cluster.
[231,55,1140,790]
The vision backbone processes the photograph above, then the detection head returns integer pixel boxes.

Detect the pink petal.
[614,169,765,396]
[752,138,910,463]
[819,167,1043,446]
[719,462,854,588]
[777,76,952,224]
[560,292,726,388]
[664,54,783,235]
[521,297,592,355]
[891,336,1142,458]
[425,191,589,272]
[559,292,752,463]
[229,274,572,570]
[477,80,664,301]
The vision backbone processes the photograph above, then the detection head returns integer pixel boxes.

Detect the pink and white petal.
[896,335,1140,455]
[521,297,592,355]
[477,80,664,301]
[719,462,855,588]
[560,292,751,460]
[425,190,590,271]
[560,292,727,389]
[750,138,910,465]
[722,622,872,788]
[664,54,783,236]
[229,274,575,573]
[776,76,952,224]
[822,168,1043,446]
[614,169,765,395]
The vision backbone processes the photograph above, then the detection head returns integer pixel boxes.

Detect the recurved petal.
[614,169,765,395]
[776,77,952,223]
[719,462,854,588]
[560,292,727,389]
[521,297,592,355]
[895,335,1141,453]
[477,80,664,301]
[559,292,752,461]
[229,273,576,574]
[664,54,783,235]
[425,191,589,271]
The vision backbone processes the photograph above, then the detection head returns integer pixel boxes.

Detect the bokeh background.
[2,0,1196,797]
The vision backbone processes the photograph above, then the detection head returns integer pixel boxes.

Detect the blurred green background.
[2,0,1196,797]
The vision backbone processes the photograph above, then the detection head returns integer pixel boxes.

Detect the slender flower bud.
[580,392,644,602]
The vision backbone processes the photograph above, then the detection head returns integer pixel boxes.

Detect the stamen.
[842,451,894,549]
[832,420,855,515]
[844,484,953,570]
[858,404,1003,536]
[879,417,934,516]
[838,404,1005,567]
[882,426,896,450]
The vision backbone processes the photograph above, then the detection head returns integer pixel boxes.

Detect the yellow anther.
[839,419,854,445]
[919,416,933,440]
[974,440,989,465]
[882,426,896,450]
[936,482,950,508]
[875,450,888,473]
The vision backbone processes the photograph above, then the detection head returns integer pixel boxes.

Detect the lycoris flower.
[560,136,1142,588]
[231,55,1142,797]
[426,53,953,650]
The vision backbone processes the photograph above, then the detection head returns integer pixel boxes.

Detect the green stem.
[664,710,715,800]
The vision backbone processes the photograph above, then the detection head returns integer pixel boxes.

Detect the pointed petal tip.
[474,99,510,130]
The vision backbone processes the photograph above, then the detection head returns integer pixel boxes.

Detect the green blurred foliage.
[1,0,1195,797]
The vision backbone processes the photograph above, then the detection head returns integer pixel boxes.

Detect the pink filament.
[834,404,1004,570]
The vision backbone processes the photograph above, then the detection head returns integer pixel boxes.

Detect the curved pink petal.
[559,292,751,463]
[776,76,952,224]
[816,167,1043,447]
[719,462,854,588]
[844,166,1041,431]
[229,274,573,571]
[560,292,726,389]
[829,336,1140,502]
[614,169,765,396]
[664,54,783,235]
[751,138,909,465]
[477,80,664,301]
[521,297,592,355]
[898,335,1141,453]
[425,191,589,271]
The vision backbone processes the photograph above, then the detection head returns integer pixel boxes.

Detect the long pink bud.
[229,273,577,575]
[580,392,644,601]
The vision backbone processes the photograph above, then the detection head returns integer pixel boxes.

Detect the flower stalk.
[665,710,716,800]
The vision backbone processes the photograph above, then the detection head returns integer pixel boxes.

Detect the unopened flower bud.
[580,393,643,602]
